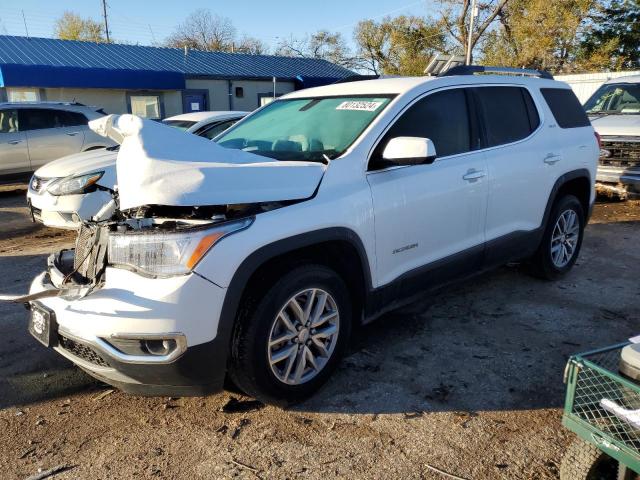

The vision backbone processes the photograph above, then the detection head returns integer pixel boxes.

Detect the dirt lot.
[0,185,638,480]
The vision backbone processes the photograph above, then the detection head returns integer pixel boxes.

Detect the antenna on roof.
[21,10,29,38]
[424,54,466,76]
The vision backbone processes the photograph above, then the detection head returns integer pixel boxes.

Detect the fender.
[210,227,373,376]
[542,168,593,227]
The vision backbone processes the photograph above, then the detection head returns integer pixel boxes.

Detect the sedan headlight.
[107,218,253,277]
[47,171,104,196]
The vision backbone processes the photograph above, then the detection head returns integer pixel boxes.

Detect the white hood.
[590,114,640,137]
[89,115,327,211]
[35,148,117,182]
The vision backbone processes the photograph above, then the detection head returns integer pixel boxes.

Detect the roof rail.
[438,65,554,80]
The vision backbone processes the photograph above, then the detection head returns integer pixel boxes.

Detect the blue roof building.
[0,35,358,118]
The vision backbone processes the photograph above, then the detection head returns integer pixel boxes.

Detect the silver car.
[0,102,115,181]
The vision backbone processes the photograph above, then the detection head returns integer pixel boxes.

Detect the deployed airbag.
[89,115,326,210]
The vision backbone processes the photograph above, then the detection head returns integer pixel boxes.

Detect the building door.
[183,91,208,113]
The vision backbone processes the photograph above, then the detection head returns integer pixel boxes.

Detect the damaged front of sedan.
[10,90,394,399]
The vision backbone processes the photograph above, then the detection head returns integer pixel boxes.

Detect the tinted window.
[0,109,19,133]
[20,109,57,130]
[475,87,539,147]
[61,110,87,127]
[374,88,472,163]
[198,120,238,140]
[541,88,590,128]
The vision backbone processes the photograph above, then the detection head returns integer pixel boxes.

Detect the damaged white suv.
[19,67,598,404]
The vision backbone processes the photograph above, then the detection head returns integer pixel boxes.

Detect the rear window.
[475,86,540,147]
[540,88,590,128]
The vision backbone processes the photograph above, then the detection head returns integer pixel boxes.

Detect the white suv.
[19,67,599,404]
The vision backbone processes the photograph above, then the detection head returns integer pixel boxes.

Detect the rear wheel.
[228,265,351,405]
[560,438,621,480]
[530,194,585,280]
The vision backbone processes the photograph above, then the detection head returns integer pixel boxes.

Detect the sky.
[0,0,439,51]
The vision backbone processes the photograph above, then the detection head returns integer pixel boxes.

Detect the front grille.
[30,176,51,193]
[59,334,110,367]
[600,139,640,168]
[74,225,109,282]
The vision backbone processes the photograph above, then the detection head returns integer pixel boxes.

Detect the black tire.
[228,264,352,405]
[560,438,618,480]
[529,194,585,280]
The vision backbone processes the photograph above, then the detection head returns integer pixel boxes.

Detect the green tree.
[581,0,640,69]
[480,0,599,72]
[54,11,105,42]
[354,16,448,75]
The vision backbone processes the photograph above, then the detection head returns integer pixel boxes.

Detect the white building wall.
[555,71,640,103]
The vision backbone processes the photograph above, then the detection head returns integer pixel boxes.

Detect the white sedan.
[27,111,247,229]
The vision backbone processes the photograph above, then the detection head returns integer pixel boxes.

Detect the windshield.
[216,96,393,161]
[584,83,640,114]
[162,119,197,131]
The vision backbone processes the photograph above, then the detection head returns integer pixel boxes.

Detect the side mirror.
[382,137,437,166]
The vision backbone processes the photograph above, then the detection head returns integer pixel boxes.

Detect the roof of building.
[0,35,355,90]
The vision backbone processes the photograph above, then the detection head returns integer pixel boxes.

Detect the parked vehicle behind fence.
[26,111,247,229]
[0,102,115,182]
[585,75,640,198]
[17,67,599,405]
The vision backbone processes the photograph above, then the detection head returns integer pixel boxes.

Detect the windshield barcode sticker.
[336,101,383,112]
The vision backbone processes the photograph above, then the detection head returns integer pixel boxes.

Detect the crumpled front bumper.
[26,254,230,396]
[596,165,640,188]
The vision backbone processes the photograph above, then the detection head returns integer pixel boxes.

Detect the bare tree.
[438,0,511,62]
[166,9,236,51]
[234,35,269,55]
[275,31,359,69]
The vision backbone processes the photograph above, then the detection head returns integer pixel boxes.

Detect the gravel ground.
[0,186,638,480]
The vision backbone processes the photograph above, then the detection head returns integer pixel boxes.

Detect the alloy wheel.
[267,288,340,385]
[550,209,580,268]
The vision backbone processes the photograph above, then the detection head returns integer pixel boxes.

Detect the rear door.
[474,85,551,256]
[0,108,30,175]
[20,108,85,169]
[367,87,488,288]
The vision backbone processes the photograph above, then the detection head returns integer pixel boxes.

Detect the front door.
[367,87,488,289]
[19,108,85,169]
[0,108,30,175]
[183,91,207,113]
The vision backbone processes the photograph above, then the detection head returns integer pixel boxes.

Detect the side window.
[540,88,590,128]
[60,111,88,127]
[373,88,472,165]
[0,109,19,133]
[198,120,238,140]
[19,109,58,131]
[475,86,539,147]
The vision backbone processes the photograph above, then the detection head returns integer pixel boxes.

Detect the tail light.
[594,131,602,149]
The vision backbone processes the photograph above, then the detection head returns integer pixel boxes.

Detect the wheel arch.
[214,227,373,372]
[543,169,593,228]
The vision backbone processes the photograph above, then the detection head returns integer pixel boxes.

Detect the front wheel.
[529,194,585,280]
[228,265,352,405]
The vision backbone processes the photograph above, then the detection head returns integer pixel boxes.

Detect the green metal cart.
[561,343,640,479]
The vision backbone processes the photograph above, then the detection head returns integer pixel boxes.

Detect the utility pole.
[102,0,110,42]
[21,10,29,38]
[465,0,478,65]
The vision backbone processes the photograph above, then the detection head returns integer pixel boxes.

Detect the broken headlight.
[107,217,252,277]
[47,171,104,196]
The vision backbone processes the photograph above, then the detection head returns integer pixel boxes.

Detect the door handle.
[7,140,22,145]
[66,132,80,136]
[462,169,486,182]
[544,153,561,165]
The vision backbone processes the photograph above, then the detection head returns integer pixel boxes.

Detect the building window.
[130,95,161,119]
[7,88,40,102]
[235,87,244,98]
